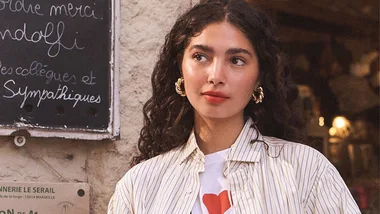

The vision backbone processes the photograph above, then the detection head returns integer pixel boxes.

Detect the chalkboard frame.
[0,0,120,140]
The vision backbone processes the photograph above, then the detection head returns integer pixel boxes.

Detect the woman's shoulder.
[119,145,184,186]
[261,136,342,192]
[261,136,332,169]
[110,146,186,211]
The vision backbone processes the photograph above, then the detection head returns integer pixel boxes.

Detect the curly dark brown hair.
[132,0,306,165]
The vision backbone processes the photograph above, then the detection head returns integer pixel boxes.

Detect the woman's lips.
[202,91,229,104]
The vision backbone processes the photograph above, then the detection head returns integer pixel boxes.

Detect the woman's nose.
[207,60,226,85]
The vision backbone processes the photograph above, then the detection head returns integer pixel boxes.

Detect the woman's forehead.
[186,21,255,54]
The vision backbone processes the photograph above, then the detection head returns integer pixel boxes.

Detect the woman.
[108,0,360,213]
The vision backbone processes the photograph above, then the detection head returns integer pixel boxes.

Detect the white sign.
[0,182,89,214]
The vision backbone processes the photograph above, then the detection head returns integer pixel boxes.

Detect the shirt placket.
[227,163,255,213]
[185,150,204,214]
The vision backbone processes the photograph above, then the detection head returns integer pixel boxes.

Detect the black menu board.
[0,0,113,133]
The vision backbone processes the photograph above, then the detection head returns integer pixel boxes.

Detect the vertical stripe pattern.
[108,118,360,213]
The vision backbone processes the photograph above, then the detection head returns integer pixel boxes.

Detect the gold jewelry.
[252,86,264,104]
[175,77,186,97]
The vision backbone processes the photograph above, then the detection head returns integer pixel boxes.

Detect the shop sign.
[0,182,89,214]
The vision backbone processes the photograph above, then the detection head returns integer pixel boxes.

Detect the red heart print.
[202,190,232,214]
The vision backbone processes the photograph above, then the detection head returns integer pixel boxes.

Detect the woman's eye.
[193,53,207,62]
[231,57,245,66]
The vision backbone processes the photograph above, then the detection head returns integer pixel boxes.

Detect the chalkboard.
[0,0,119,139]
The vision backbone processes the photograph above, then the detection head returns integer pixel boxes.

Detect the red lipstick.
[202,91,229,104]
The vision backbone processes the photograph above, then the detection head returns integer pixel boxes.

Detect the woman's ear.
[176,56,183,75]
[255,82,261,88]
[257,72,265,87]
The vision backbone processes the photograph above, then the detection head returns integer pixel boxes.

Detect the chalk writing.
[0,22,84,58]
[3,80,101,108]
[81,71,96,85]
[0,0,44,16]
[0,0,110,129]
[0,60,77,85]
[50,3,98,19]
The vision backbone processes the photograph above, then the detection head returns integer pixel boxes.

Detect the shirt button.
[186,186,192,193]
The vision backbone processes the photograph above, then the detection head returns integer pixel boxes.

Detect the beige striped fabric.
[108,118,360,213]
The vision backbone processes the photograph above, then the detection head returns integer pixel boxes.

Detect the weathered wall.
[0,0,197,213]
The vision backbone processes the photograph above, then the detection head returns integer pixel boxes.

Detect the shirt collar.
[179,117,263,164]
[228,117,263,163]
[179,131,201,164]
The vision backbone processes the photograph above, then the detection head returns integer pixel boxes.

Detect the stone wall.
[0,0,198,213]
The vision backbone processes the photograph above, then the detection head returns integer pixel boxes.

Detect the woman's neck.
[194,112,245,155]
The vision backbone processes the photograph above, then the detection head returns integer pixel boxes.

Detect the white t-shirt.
[192,148,236,214]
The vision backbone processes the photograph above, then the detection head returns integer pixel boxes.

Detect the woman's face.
[181,21,259,121]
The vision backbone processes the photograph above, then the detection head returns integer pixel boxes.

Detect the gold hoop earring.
[175,77,186,97]
[252,86,264,104]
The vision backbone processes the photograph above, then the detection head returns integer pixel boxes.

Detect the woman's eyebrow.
[226,48,252,56]
[189,44,214,53]
[189,45,252,57]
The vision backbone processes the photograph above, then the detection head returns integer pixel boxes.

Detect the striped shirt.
[108,118,360,213]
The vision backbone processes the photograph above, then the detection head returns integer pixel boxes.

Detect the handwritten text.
[0,21,84,58]
[3,80,101,108]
